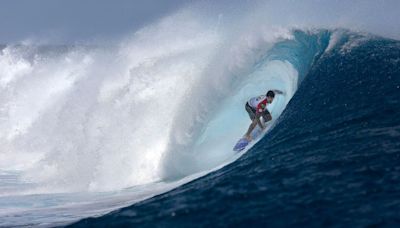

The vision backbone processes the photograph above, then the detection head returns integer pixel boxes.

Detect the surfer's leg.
[261,109,272,123]
[245,102,256,120]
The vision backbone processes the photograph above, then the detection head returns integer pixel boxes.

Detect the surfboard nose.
[233,138,250,151]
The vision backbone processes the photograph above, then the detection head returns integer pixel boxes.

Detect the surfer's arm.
[273,89,284,95]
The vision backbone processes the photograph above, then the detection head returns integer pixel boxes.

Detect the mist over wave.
[1,13,216,192]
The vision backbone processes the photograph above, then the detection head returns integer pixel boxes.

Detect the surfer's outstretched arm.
[273,89,284,95]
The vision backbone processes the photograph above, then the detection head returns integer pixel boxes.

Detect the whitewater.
[0,11,298,227]
[1,1,399,227]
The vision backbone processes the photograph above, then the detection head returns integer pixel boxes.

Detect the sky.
[0,0,193,44]
[253,0,400,40]
[1,0,399,44]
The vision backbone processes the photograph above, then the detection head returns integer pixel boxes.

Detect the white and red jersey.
[248,95,269,114]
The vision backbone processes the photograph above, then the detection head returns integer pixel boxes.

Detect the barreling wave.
[1,5,398,225]
[72,31,400,228]
[0,24,333,194]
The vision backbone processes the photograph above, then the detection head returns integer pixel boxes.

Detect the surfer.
[244,90,283,141]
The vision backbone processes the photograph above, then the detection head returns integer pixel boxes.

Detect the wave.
[0,18,325,193]
[0,27,357,226]
[71,31,400,228]
[1,3,399,226]
[0,28,332,192]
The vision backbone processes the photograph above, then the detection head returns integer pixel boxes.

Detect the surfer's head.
[266,90,275,103]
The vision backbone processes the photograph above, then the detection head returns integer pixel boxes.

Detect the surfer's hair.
[266,90,275,98]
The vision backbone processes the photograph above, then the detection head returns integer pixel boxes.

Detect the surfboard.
[233,124,264,152]
[233,138,249,151]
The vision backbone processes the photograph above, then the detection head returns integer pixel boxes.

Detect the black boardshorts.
[245,102,257,120]
[245,102,270,121]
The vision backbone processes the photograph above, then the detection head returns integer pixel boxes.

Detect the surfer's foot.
[245,135,252,141]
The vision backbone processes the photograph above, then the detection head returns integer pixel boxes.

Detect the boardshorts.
[245,102,270,121]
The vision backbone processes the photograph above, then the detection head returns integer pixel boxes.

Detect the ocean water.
[1,4,400,227]
[71,33,400,227]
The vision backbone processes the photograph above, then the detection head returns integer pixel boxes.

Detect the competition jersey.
[248,95,269,113]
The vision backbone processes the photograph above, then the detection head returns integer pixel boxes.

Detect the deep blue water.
[70,32,400,227]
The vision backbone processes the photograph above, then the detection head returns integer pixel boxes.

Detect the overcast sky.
[1,0,399,44]
[0,0,194,43]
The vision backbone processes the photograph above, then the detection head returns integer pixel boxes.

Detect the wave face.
[71,34,400,226]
